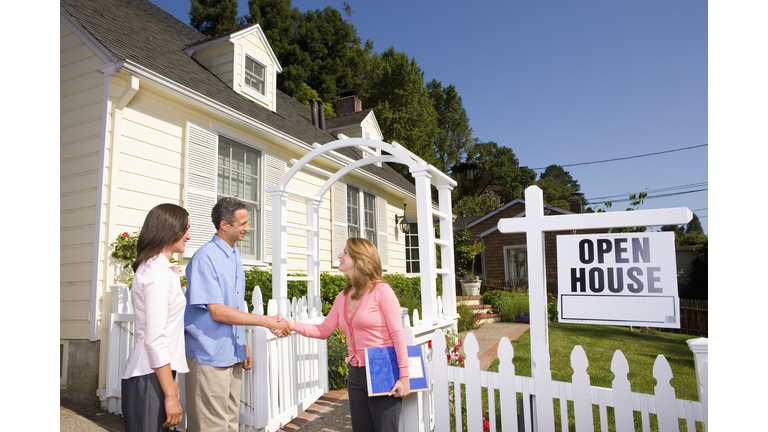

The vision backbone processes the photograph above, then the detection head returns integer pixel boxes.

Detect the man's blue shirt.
[184,234,247,367]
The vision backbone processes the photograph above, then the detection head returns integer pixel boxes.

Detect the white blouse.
[121,254,189,379]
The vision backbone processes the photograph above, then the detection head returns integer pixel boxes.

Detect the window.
[347,186,376,244]
[405,223,420,274]
[244,55,266,95]
[504,246,528,282]
[218,135,261,260]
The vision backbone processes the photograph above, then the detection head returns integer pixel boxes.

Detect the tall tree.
[536,177,574,211]
[426,80,473,173]
[356,47,439,174]
[190,0,239,37]
[539,164,580,192]
[459,140,536,203]
[453,192,502,217]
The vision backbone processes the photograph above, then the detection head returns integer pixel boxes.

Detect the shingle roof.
[60,0,415,194]
[324,108,374,131]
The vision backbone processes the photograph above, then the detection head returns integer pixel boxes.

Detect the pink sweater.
[293,280,409,377]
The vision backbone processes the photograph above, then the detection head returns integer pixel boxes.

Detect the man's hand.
[243,342,253,370]
[270,315,292,337]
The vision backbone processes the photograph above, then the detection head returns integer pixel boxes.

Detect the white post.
[271,189,289,300]
[306,198,320,312]
[412,169,438,324]
[687,338,708,431]
[437,184,457,319]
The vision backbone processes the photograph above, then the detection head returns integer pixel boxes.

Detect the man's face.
[221,208,250,247]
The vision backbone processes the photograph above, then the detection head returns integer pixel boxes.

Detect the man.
[184,197,291,431]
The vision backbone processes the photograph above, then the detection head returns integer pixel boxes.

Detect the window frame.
[211,125,269,266]
[503,245,528,283]
[404,222,420,275]
[346,184,377,245]
[241,52,268,102]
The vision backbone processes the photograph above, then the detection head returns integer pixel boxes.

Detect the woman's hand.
[389,376,410,398]
[272,318,295,337]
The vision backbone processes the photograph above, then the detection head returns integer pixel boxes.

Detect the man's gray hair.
[211,197,247,230]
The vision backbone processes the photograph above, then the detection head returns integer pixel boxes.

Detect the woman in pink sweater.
[287,238,409,432]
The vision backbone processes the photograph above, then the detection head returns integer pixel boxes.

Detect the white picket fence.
[412,329,708,432]
[97,284,330,431]
[99,283,708,432]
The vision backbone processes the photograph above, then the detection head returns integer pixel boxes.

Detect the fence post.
[687,338,708,431]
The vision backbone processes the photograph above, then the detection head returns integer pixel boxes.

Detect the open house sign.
[556,232,680,328]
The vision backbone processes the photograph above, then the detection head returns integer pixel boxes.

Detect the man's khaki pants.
[185,357,243,432]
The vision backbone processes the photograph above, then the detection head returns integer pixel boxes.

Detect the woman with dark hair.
[121,203,191,431]
[285,238,410,432]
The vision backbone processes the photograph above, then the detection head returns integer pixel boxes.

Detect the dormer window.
[244,55,266,96]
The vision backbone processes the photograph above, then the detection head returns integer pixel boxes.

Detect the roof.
[325,108,375,131]
[60,0,415,194]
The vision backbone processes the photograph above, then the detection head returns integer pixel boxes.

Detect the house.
[455,194,610,294]
[60,0,442,405]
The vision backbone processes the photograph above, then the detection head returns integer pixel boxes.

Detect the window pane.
[232,145,245,173]
[348,226,359,238]
[218,167,230,196]
[245,174,257,202]
[347,187,359,229]
[232,172,244,199]
[218,140,231,167]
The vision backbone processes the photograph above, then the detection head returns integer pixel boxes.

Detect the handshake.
[269,315,295,338]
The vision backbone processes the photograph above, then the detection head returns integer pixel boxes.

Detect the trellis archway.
[266,136,458,325]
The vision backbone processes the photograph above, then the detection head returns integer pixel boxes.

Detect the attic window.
[244,55,266,95]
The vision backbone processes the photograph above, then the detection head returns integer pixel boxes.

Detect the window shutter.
[377,196,389,270]
[183,122,218,258]
[263,154,286,263]
[332,181,347,267]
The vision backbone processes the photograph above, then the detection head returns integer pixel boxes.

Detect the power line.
[587,182,707,201]
[531,144,707,170]
[586,188,707,205]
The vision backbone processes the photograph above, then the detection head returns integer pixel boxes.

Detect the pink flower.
[123,232,129,236]
[447,354,450,361]
[428,340,432,348]
[458,355,463,362]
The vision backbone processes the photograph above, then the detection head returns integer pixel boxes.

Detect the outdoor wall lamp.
[395,204,410,234]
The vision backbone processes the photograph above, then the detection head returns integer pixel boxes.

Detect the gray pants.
[121,373,169,432]
[347,365,402,432]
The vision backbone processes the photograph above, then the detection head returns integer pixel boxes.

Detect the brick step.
[478,316,503,324]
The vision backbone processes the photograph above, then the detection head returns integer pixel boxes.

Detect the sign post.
[497,186,692,355]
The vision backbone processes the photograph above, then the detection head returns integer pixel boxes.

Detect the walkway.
[58,322,530,432]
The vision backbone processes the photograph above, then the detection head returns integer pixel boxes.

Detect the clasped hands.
[270,315,294,338]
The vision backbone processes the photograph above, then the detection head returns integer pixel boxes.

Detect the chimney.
[318,101,326,131]
[569,193,582,214]
[309,100,319,129]
[336,90,362,116]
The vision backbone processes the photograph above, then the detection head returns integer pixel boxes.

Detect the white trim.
[466,198,574,229]
[184,24,283,73]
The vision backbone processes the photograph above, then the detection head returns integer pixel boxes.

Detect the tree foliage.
[355,47,439,175]
[539,164,580,192]
[426,79,473,173]
[454,192,502,217]
[190,0,239,37]
[458,140,536,203]
[535,177,574,211]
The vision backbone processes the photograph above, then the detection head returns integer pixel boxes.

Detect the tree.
[661,213,706,246]
[190,0,240,37]
[539,165,580,192]
[536,177,574,211]
[356,47,439,175]
[426,80,473,173]
[454,192,502,217]
[458,140,536,203]
[292,83,336,117]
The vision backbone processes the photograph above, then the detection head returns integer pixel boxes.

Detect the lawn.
[482,322,705,431]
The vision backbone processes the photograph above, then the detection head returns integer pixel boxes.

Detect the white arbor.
[266,136,459,328]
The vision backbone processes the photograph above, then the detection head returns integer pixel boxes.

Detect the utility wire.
[531,144,707,170]
[586,188,707,205]
[587,182,707,201]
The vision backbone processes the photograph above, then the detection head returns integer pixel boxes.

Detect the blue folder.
[364,345,428,396]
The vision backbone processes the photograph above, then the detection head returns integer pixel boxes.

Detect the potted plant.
[459,240,484,296]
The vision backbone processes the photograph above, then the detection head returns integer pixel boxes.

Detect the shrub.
[481,290,510,310]
[456,303,480,332]
[327,328,349,390]
[547,292,558,322]
[499,292,529,323]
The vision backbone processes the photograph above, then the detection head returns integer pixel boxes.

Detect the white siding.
[60,21,105,340]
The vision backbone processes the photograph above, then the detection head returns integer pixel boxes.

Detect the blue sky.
[155,0,708,233]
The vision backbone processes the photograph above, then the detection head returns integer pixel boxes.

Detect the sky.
[153,0,708,234]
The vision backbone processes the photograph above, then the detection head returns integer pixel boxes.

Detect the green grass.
[482,323,703,431]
